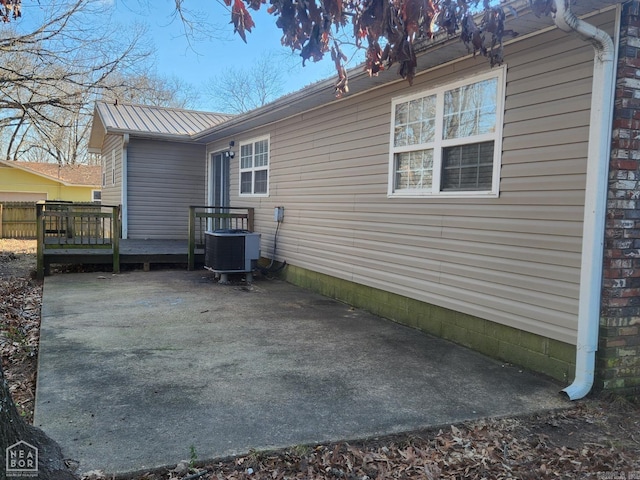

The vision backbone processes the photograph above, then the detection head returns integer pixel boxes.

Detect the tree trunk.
[1,364,78,480]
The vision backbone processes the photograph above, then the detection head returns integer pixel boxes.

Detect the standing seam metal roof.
[95,102,233,137]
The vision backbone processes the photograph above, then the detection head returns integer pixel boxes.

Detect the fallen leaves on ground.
[1,240,639,480]
[1,239,41,422]
[124,409,640,480]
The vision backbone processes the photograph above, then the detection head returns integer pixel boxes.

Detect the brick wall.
[598,0,640,395]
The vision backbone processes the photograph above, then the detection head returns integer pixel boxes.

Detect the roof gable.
[88,102,234,150]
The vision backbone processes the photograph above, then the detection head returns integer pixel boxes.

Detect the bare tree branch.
[205,52,285,114]
[0,0,154,163]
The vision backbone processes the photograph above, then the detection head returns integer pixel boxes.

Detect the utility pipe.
[552,1,616,400]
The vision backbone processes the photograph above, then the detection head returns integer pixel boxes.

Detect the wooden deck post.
[36,202,45,280]
[247,208,255,232]
[187,206,196,271]
[112,205,121,274]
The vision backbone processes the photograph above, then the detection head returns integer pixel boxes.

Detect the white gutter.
[552,1,616,400]
[121,133,129,239]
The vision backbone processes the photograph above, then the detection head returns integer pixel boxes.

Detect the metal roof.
[88,0,621,149]
[88,102,234,150]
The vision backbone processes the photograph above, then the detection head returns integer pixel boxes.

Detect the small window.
[92,190,102,203]
[389,68,504,197]
[239,136,270,196]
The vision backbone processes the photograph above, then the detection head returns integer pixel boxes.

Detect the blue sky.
[13,0,359,111]
[116,0,359,110]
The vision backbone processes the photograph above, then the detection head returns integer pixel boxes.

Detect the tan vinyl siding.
[101,134,122,206]
[127,139,205,239]
[210,10,615,345]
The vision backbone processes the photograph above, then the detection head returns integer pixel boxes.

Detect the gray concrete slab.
[34,270,569,475]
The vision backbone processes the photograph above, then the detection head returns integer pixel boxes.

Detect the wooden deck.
[36,202,254,278]
[42,239,204,274]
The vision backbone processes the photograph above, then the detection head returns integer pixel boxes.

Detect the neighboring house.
[88,0,640,398]
[0,160,101,202]
[88,103,233,239]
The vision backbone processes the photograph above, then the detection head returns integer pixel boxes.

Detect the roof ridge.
[96,100,234,118]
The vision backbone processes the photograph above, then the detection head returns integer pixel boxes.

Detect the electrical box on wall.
[274,206,284,222]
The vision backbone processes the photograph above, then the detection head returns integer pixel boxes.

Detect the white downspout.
[552,1,616,400]
[121,133,129,239]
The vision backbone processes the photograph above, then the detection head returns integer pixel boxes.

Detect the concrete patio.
[34,269,569,475]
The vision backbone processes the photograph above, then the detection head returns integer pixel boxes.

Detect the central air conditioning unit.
[204,229,261,281]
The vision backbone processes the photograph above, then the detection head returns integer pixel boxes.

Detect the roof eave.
[88,105,107,151]
[89,101,235,147]
[193,0,620,144]
[105,128,205,144]
[191,0,523,143]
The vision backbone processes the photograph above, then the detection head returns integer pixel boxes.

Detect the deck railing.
[187,205,255,270]
[36,201,121,279]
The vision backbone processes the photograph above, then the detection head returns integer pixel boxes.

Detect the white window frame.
[388,67,505,198]
[239,135,270,197]
[91,190,102,203]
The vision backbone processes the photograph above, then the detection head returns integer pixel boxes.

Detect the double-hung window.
[240,136,269,196]
[389,68,504,197]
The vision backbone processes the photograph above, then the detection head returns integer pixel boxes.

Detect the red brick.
[616,138,640,150]
[620,326,640,335]
[605,338,628,347]
[611,159,639,170]
[614,118,634,129]
[625,57,640,68]
[621,97,640,109]
[620,288,640,297]
[607,297,632,307]
[610,259,634,268]
[603,268,623,278]
[618,66,640,78]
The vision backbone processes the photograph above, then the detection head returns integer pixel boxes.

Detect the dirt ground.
[1,239,639,480]
[0,238,37,279]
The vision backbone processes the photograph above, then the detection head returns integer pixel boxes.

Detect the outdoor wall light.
[225,140,236,159]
